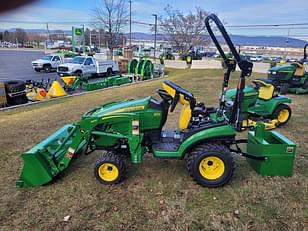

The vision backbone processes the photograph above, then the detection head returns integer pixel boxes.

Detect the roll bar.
[205,14,253,131]
[304,44,308,60]
[205,14,253,76]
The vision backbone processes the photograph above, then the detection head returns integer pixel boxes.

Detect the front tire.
[186,55,192,64]
[185,144,235,188]
[94,152,126,185]
[43,65,51,73]
[106,68,113,77]
[271,104,291,126]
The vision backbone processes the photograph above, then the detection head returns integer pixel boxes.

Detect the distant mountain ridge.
[128,32,307,48]
[1,28,307,47]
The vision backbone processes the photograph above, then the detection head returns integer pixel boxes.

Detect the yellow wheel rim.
[98,163,119,182]
[199,156,225,180]
[277,109,289,123]
[186,56,192,63]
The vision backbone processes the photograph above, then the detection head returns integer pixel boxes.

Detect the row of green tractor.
[16,14,297,189]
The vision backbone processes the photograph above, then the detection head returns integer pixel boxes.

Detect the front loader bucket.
[16,124,80,188]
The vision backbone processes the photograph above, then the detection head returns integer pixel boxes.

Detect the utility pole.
[152,14,157,62]
[46,22,50,41]
[129,0,132,48]
[90,31,92,47]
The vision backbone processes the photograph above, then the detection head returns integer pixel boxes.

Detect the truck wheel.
[74,70,82,77]
[94,152,126,185]
[185,143,235,188]
[271,104,291,126]
[43,65,51,73]
[106,68,113,77]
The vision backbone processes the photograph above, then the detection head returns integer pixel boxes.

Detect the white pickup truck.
[32,54,65,72]
[57,56,119,77]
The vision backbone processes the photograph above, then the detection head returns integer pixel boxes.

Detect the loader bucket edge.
[16,124,78,188]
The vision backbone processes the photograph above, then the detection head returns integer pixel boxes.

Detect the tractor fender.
[178,124,236,159]
[266,96,292,114]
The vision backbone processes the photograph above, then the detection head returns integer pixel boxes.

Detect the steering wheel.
[157,89,179,112]
[157,89,172,102]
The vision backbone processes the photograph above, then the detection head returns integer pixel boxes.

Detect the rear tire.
[94,152,126,185]
[185,143,235,188]
[271,104,291,126]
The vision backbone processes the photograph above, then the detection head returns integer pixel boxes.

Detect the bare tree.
[92,0,129,52]
[27,33,46,47]
[14,28,28,45]
[159,5,211,52]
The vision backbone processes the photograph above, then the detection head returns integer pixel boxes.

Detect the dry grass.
[0,68,307,231]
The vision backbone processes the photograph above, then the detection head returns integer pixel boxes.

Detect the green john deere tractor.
[224,78,292,130]
[16,14,297,188]
[159,47,175,64]
[180,47,203,64]
[268,43,308,94]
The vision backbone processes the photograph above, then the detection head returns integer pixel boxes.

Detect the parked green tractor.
[159,47,175,64]
[268,44,308,94]
[16,14,297,189]
[225,78,292,130]
[180,47,203,64]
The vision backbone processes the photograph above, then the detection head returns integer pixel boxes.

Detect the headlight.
[272,71,276,75]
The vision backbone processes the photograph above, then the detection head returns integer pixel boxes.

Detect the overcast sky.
[0,0,308,39]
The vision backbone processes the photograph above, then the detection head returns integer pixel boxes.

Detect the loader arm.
[16,111,146,187]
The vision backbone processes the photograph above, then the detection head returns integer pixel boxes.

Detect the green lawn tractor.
[180,47,203,64]
[159,47,175,64]
[224,78,292,130]
[16,14,297,189]
[268,44,308,94]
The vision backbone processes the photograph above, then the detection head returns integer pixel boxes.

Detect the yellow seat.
[293,62,305,77]
[252,79,275,100]
[162,82,192,130]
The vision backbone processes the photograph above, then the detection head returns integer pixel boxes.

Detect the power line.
[225,22,308,28]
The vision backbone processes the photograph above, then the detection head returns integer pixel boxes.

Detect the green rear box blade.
[16,124,77,188]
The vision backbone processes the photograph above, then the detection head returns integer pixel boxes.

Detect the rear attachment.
[16,124,87,187]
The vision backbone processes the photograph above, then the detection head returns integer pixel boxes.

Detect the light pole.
[129,0,132,48]
[152,14,157,62]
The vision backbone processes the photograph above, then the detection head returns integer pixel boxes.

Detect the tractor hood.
[268,64,295,73]
[268,64,295,82]
[225,86,258,100]
[82,96,151,119]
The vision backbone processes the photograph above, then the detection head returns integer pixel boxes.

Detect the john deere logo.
[286,146,294,153]
[75,28,82,36]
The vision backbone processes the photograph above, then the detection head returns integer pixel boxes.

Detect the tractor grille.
[32,63,38,66]
[58,66,68,72]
